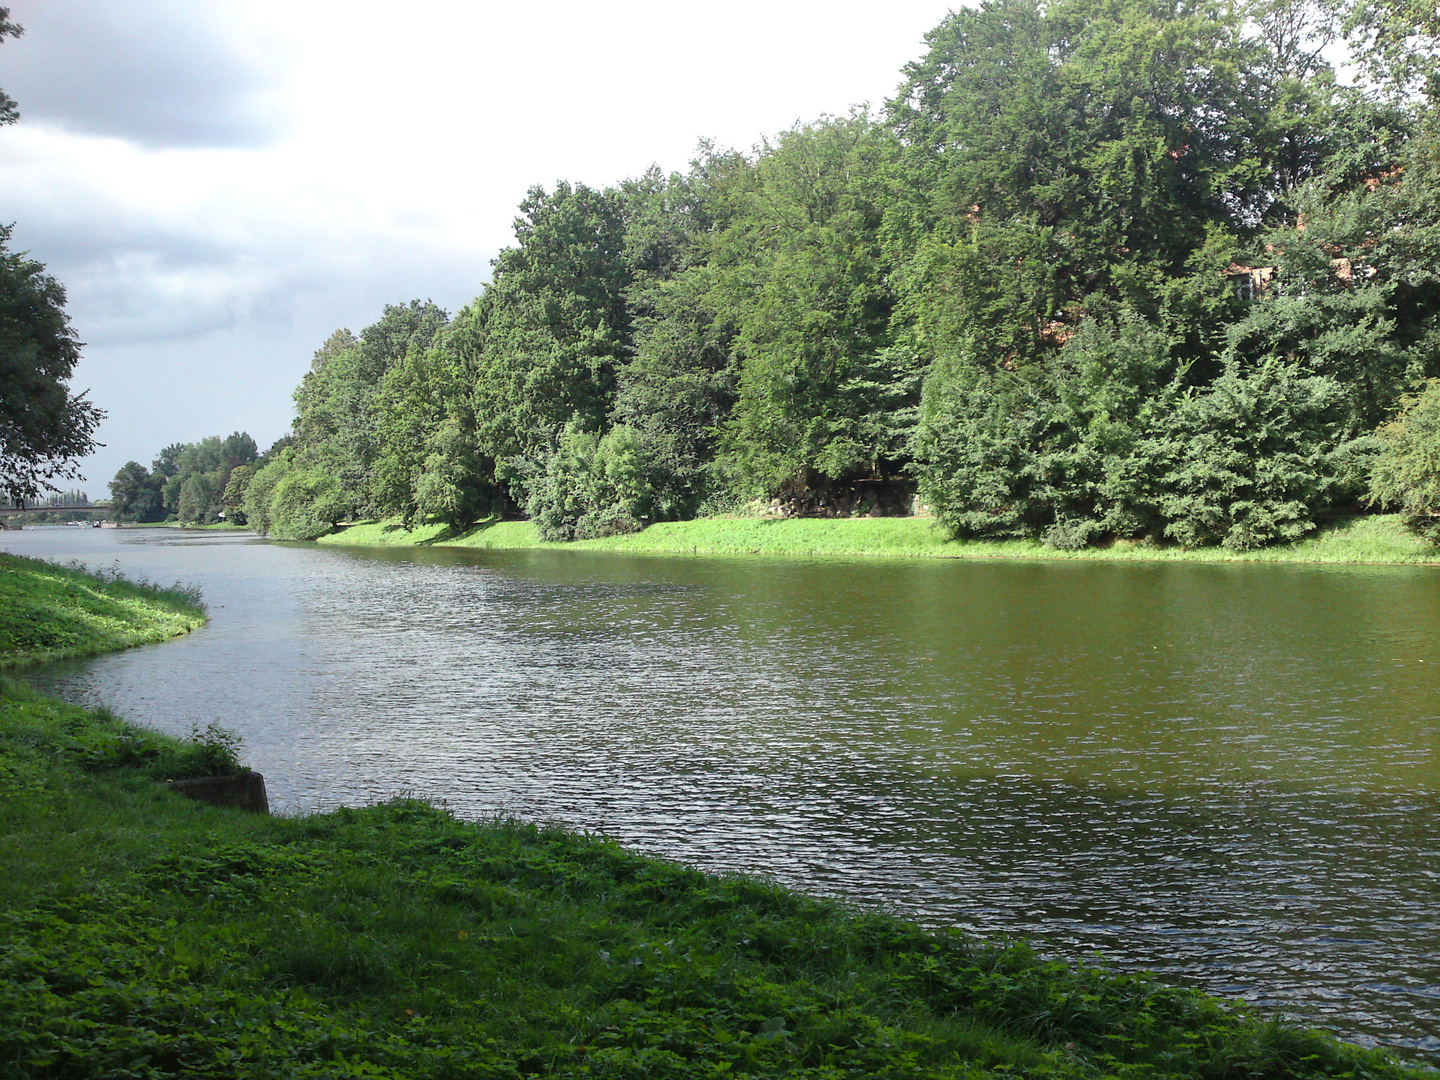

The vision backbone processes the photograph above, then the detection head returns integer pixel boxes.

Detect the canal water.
[5,526,1438,1058]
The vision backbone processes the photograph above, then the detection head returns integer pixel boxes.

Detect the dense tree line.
[238,0,1440,547]
[108,433,265,524]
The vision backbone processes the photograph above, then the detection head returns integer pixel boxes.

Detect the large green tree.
[461,182,632,504]
[705,116,917,505]
[107,461,162,523]
[292,302,449,516]
[0,227,103,502]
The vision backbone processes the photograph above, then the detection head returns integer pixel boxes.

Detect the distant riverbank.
[318,512,1440,565]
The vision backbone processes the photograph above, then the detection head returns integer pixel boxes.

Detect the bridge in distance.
[0,503,105,518]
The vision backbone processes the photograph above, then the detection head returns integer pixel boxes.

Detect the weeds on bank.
[0,686,1430,1080]
[0,680,242,782]
[0,552,206,667]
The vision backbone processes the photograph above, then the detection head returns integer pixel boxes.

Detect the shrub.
[1156,362,1359,549]
[528,421,655,541]
[266,467,347,541]
[1369,378,1440,541]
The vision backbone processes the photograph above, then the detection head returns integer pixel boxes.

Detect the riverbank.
[318,512,1440,564]
[0,688,1429,1080]
[0,551,206,668]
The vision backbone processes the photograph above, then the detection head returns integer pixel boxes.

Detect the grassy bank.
[1,684,1430,1080]
[319,513,1440,565]
[0,552,206,668]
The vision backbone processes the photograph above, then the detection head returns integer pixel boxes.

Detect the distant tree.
[256,434,292,468]
[177,472,220,524]
[219,431,258,471]
[241,451,293,537]
[108,461,162,522]
[222,464,255,525]
[293,303,448,516]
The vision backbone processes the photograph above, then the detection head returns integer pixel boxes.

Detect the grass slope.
[319,513,1440,565]
[0,552,207,668]
[1,684,1430,1080]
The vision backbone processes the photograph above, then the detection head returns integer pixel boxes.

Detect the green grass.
[1,683,1430,1080]
[0,552,207,668]
[319,513,1440,565]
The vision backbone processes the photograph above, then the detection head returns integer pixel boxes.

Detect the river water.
[5,526,1439,1059]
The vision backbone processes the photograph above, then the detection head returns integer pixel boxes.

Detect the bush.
[528,421,655,541]
[912,311,1176,545]
[241,453,291,536]
[1155,362,1358,549]
[1369,378,1440,541]
[266,467,347,541]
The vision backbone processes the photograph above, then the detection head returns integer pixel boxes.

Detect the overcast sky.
[1,0,959,493]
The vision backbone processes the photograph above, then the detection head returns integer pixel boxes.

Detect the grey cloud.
[6,206,492,348]
[2,1,291,148]
[62,243,495,493]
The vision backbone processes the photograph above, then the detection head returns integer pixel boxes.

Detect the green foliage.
[292,302,450,517]
[0,226,103,502]
[887,0,1266,292]
[110,433,259,525]
[107,461,163,523]
[709,116,914,499]
[266,466,347,541]
[412,416,498,532]
[1369,378,1440,539]
[1156,362,1361,548]
[464,182,632,505]
[914,316,1368,550]
[177,471,219,525]
[221,463,254,525]
[913,309,1179,545]
[528,421,655,541]
[240,451,291,537]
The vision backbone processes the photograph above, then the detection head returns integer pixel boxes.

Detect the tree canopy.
[232,0,1440,548]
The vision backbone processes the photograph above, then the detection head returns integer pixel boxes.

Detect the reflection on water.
[6,527,1439,1059]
